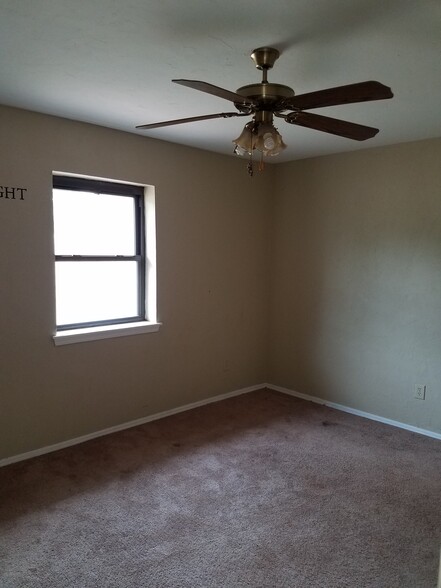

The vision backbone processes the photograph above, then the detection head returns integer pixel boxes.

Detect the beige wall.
[1,104,440,461]
[270,139,441,433]
[0,105,273,459]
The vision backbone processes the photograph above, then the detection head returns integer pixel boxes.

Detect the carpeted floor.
[0,389,440,588]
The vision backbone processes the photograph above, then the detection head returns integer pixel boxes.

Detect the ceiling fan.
[136,47,393,174]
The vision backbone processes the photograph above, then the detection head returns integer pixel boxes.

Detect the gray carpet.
[0,389,440,587]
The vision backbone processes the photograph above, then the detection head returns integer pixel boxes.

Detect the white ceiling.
[1,0,440,162]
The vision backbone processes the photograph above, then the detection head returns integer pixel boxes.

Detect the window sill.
[53,321,161,346]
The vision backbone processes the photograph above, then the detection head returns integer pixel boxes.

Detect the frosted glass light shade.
[255,123,286,157]
[233,119,287,159]
[232,122,256,155]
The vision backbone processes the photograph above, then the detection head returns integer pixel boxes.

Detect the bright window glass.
[55,261,139,325]
[52,176,148,331]
[53,189,136,256]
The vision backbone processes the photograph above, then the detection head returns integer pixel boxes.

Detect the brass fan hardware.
[137,47,393,176]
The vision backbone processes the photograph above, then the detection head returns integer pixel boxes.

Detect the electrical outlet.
[414,384,426,400]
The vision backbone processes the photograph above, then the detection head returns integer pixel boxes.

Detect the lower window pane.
[55,261,139,326]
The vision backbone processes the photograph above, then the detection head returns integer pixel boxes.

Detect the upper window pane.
[53,189,136,255]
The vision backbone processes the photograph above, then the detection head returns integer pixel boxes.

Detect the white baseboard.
[0,383,264,467]
[266,383,441,441]
[2,382,439,467]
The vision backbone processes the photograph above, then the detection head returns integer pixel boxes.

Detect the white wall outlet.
[414,384,426,400]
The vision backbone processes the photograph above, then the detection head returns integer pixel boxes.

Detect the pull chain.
[247,125,254,176]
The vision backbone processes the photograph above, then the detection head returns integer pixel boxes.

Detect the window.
[52,175,158,345]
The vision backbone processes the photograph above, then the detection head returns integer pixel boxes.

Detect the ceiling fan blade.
[285,111,379,140]
[136,112,248,130]
[282,81,393,111]
[173,79,256,107]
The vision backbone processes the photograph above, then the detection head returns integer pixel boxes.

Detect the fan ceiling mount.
[137,47,393,172]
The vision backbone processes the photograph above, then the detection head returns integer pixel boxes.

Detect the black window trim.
[53,175,146,331]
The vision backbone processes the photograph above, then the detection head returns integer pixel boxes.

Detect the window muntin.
[53,176,145,331]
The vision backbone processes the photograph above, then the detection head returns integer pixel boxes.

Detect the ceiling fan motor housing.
[236,83,295,110]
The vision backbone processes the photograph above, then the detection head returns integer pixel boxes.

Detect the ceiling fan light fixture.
[232,121,257,155]
[233,118,286,159]
[254,122,286,156]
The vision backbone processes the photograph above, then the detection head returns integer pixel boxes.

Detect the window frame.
[53,175,147,332]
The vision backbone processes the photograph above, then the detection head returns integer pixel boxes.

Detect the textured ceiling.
[0,0,440,162]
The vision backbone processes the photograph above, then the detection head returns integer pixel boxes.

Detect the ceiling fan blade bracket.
[285,112,298,123]
[274,98,296,112]
[234,103,255,114]
[221,112,247,119]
